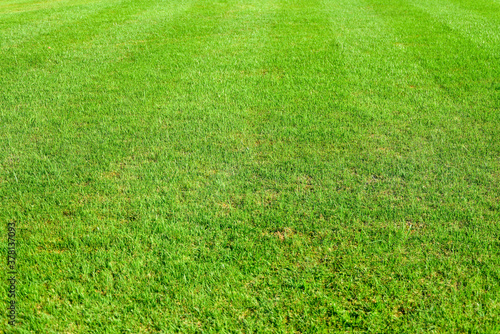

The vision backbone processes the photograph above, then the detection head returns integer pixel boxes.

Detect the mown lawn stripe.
[0,0,498,332]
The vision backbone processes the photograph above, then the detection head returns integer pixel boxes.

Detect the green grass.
[0,0,499,332]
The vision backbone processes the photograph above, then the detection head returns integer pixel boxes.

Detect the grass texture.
[0,0,499,332]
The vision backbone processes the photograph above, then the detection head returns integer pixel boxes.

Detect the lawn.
[0,0,499,332]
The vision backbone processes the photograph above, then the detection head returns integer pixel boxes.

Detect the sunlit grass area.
[0,0,499,332]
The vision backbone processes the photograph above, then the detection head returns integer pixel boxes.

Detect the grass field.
[0,0,499,332]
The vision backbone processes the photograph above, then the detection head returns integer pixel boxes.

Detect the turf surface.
[0,0,499,332]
